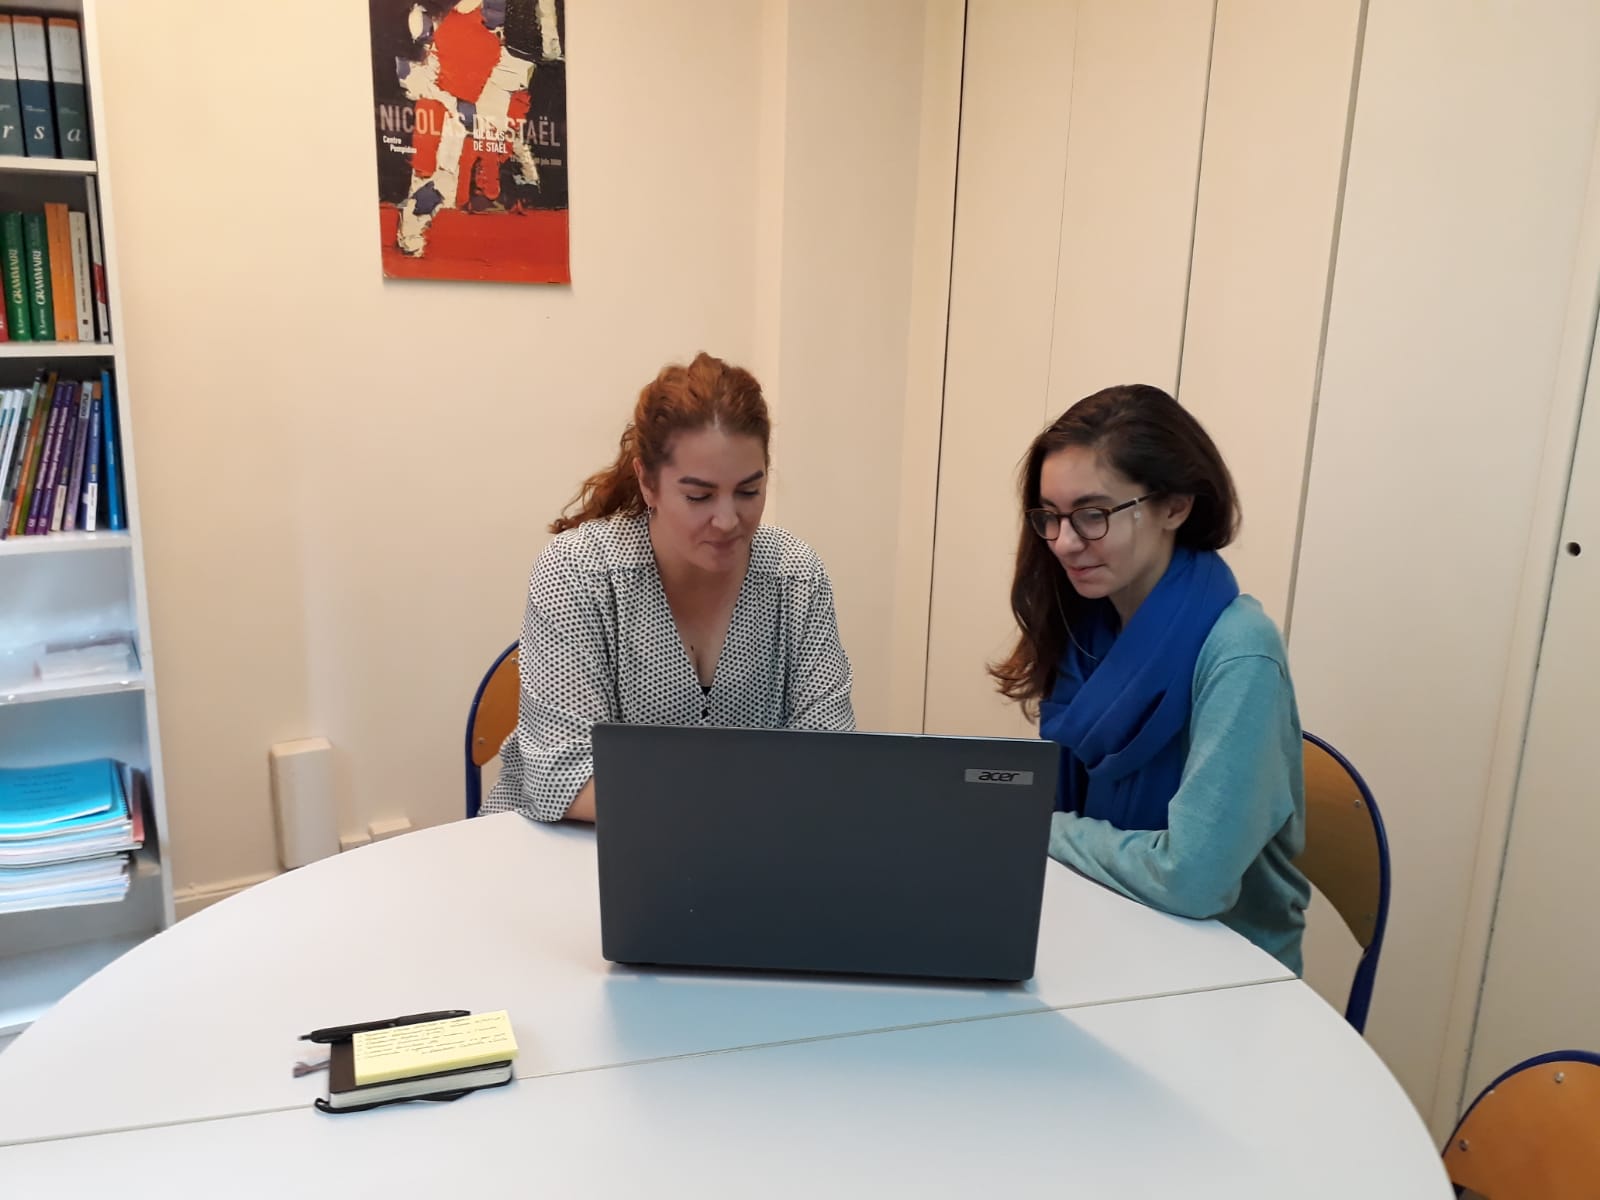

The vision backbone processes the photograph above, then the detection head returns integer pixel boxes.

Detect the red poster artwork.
[369,0,569,283]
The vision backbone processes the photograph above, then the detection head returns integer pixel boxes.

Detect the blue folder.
[0,759,127,835]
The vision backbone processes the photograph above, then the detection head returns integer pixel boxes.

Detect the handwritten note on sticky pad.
[352,1011,519,1086]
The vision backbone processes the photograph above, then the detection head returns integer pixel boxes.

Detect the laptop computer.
[592,725,1060,983]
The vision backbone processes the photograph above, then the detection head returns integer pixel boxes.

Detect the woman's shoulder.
[1200,594,1288,671]
[537,512,653,577]
[750,524,831,584]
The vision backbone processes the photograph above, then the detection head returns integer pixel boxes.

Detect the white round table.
[0,814,1451,1197]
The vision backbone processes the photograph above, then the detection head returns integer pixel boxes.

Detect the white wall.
[95,0,952,893]
[921,0,1076,741]
[1467,269,1600,1100]
[1447,124,1600,1109]
[1042,0,1212,411]
[1177,0,1362,625]
[885,3,965,733]
[1290,0,1600,1129]
[764,0,962,733]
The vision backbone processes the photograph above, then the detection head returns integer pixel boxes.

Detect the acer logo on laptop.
[963,769,1034,786]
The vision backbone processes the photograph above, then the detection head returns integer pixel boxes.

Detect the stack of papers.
[0,634,139,694]
[34,635,139,683]
[0,855,128,913]
[0,758,145,914]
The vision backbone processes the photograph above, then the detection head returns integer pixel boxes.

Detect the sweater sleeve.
[1046,653,1297,920]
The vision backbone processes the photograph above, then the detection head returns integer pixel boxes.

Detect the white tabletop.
[0,812,1291,1144]
[0,980,1451,1198]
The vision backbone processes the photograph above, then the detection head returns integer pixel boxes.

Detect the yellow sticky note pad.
[352,1011,519,1086]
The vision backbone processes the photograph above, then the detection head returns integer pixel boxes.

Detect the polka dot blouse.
[483,512,856,822]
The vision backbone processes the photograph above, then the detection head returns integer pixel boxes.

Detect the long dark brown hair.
[551,352,771,534]
[990,384,1240,716]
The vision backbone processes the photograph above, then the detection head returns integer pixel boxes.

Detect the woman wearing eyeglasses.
[991,384,1310,973]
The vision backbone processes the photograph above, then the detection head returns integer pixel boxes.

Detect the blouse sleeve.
[489,542,620,822]
[784,561,855,732]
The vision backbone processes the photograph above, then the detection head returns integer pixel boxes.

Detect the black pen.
[300,1009,471,1044]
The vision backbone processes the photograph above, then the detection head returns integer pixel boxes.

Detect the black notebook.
[319,1039,514,1113]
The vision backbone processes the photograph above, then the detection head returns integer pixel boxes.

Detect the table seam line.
[0,974,1296,1149]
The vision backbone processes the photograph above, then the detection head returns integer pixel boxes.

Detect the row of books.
[0,203,109,342]
[0,758,146,915]
[0,15,88,160]
[0,370,124,539]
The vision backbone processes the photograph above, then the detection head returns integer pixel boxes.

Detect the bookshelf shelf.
[0,341,115,358]
[0,529,129,556]
[0,674,145,707]
[0,156,96,176]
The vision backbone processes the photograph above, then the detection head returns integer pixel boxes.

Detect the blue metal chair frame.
[464,640,518,819]
[1304,730,1392,1033]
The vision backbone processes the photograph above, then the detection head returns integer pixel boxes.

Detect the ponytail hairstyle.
[550,352,772,534]
[989,384,1239,715]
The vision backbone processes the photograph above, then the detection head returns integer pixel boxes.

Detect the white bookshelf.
[0,156,94,176]
[0,527,129,556]
[1,675,146,706]
[0,340,115,358]
[0,0,172,1037]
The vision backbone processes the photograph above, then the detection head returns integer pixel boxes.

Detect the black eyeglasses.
[1026,494,1157,542]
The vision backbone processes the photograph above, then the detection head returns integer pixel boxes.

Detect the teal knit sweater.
[1046,595,1311,973]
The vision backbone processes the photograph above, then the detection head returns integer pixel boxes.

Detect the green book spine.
[21,210,52,340]
[1,212,31,339]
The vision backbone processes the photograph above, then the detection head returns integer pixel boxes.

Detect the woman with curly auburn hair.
[485,352,854,824]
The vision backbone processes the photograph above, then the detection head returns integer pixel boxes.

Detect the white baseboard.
[173,870,280,921]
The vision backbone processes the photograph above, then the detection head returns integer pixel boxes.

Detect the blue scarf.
[1038,547,1239,831]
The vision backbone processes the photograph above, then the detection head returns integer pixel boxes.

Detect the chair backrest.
[464,642,519,818]
[1444,1051,1600,1200]
[1293,731,1391,1032]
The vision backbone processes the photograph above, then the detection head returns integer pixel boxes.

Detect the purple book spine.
[78,389,101,531]
[45,380,79,531]
[24,384,65,534]
[61,381,91,531]
[48,383,79,531]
